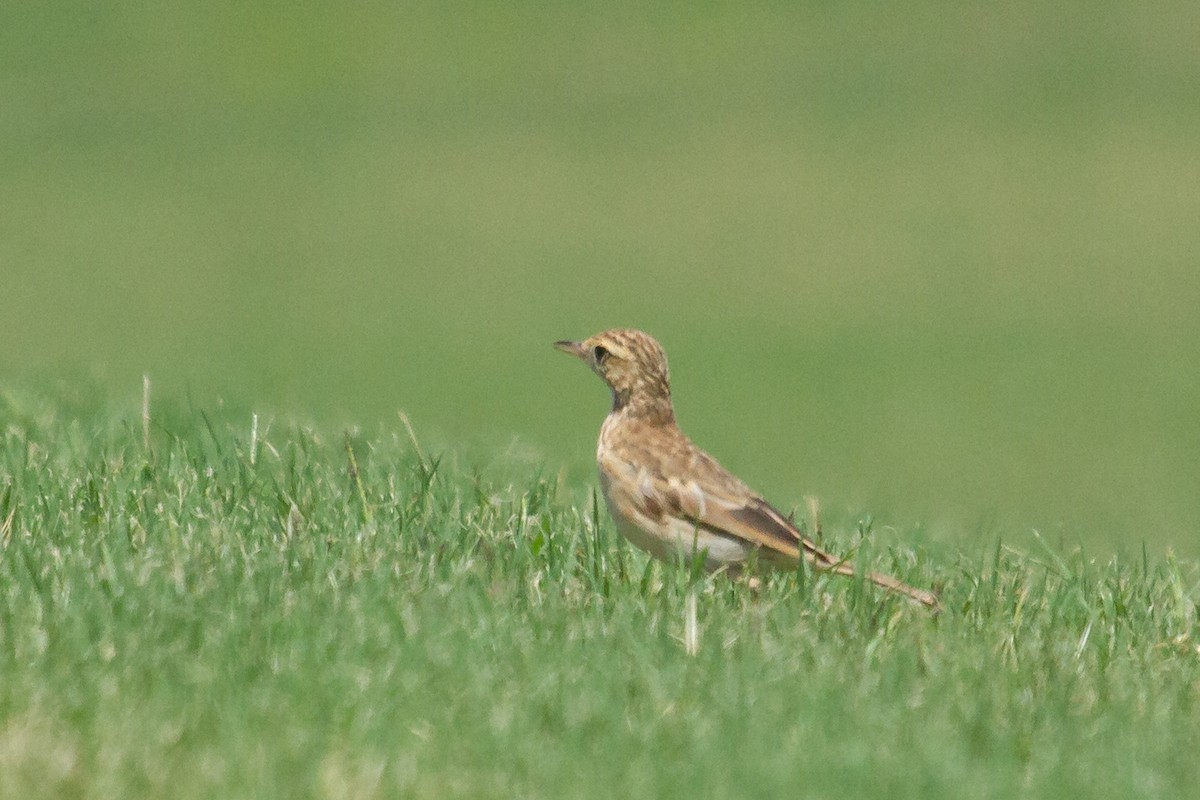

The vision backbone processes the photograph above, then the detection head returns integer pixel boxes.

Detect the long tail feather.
[823,559,940,610]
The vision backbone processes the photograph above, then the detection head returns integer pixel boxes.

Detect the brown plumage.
[555,328,939,610]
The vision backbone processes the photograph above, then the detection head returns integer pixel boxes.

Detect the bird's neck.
[610,388,675,426]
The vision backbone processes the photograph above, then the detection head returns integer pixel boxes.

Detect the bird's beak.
[553,340,587,360]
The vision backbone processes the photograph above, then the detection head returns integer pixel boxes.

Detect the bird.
[554,328,940,609]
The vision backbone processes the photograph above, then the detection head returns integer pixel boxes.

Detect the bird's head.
[554,328,674,419]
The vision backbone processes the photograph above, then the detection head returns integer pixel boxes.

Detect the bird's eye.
[592,345,610,363]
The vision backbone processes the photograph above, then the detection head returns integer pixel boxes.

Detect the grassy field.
[3,3,1200,797]
[1,389,1197,798]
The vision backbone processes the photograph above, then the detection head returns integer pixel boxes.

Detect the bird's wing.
[636,468,842,570]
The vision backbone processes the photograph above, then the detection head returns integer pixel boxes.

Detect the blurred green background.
[2,2,1197,553]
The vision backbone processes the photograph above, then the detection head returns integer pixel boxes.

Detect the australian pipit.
[555,328,939,609]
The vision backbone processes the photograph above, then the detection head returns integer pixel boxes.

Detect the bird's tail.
[797,498,939,610]
[824,559,940,610]
[862,567,941,610]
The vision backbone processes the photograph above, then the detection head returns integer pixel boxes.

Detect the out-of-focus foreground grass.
[2,2,1198,553]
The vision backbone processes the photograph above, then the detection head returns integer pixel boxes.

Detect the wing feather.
[667,480,843,568]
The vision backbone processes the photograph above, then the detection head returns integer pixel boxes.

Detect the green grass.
[3,3,1199,793]
[2,388,1197,799]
